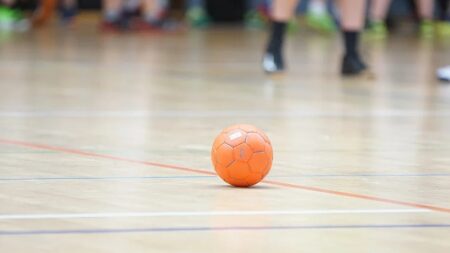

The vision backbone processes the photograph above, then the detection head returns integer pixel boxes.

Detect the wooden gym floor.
[0,15,449,252]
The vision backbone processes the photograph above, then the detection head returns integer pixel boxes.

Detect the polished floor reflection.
[0,15,450,253]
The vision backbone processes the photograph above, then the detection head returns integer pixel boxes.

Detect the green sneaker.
[436,21,450,37]
[244,10,267,29]
[306,12,336,33]
[186,7,211,29]
[0,6,26,31]
[368,20,388,39]
[420,19,434,38]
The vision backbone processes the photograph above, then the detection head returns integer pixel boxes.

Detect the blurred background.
[0,0,449,36]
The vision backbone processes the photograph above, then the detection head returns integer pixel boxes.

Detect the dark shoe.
[341,54,367,76]
[263,51,284,73]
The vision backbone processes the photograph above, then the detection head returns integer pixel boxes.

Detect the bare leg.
[142,0,158,17]
[338,0,365,30]
[370,0,391,22]
[272,0,299,22]
[416,0,433,20]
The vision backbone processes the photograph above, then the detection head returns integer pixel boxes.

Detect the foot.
[0,6,28,31]
[262,50,284,74]
[306,12,336,33]
[244,10,267,29]
[420,19,434,39]
[186,7,211,29]
[368,20,388,39]
[437,66,450,82]
[341,54,367,76]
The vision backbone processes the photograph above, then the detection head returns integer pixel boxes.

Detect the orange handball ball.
[211,124,273,187]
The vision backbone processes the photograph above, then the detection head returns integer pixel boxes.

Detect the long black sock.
[266,21,287,54]
[343,31,359,57]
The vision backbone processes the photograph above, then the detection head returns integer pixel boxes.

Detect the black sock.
[266,21,287,54]
[343,31,360,57]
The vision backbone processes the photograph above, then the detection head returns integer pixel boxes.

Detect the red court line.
[0,139,214,176]
[1,138,449,214]
[264,181,450,213]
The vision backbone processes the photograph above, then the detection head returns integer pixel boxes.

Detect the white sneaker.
[262,52,284,74]
[437,65,450,82]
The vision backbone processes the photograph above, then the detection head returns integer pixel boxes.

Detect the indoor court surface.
[1,15,450,253]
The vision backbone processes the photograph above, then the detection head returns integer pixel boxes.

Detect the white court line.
[0,209,431,220]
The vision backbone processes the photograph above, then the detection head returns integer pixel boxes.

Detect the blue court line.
[0,173,449,182]
[0,224,449,236]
